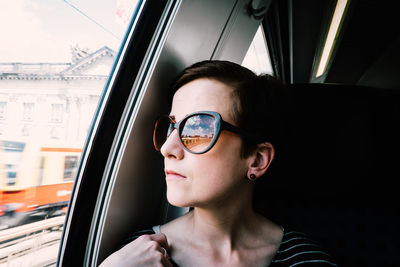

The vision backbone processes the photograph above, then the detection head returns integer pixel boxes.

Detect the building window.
[64,156,79,180]
[22,102,34,121]
[0,102,6,120]
[21,124,30,136]
[50,126,61,139]
[50,103,63,123]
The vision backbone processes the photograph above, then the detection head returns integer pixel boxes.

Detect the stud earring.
[248,174,256,181]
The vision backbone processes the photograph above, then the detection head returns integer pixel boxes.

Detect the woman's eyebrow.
[168,114,176,123]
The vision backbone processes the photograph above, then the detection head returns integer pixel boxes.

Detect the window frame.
[57,0,174,265]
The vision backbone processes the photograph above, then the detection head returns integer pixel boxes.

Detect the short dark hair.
[170,60,291,158]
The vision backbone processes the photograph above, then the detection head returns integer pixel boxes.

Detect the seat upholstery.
[253,83,400,267]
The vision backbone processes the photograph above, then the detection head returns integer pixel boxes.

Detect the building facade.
[0,46,116,189]
[0,46,115,147]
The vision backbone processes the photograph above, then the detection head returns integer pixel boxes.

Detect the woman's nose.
[160,129,184,159]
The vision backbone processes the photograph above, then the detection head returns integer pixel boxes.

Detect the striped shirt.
[270,230,337,266]
[120,227,338,266]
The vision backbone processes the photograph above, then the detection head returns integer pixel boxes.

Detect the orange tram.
[0,140,81,229]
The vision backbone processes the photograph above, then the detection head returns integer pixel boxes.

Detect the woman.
[100,60,337,266]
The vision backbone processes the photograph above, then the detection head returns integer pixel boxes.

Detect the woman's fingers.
[149,233,170,253]
[135,233,169,254]
[99,233,172,266]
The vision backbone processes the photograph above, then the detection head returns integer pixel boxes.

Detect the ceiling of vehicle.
[265,0,400,89]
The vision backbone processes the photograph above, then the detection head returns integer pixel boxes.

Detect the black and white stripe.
[270,231,338,266]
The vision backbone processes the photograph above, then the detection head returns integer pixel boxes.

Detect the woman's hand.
[99,233,172,267]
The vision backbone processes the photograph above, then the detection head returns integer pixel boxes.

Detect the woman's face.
[161,78,251,208]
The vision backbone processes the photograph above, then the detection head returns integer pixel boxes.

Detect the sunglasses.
[153,111,259,154]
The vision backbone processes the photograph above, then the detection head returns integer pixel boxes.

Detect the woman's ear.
[247,142,275,180]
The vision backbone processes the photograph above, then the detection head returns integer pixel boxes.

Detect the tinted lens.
[180,114,216,153]
[154,116,173,151]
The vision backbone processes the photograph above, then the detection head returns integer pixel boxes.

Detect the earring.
[248,174,256,181]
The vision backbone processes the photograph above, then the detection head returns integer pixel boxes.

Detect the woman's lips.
[165,170,186,180]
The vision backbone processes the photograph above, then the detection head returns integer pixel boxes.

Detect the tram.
[0,140,80,228]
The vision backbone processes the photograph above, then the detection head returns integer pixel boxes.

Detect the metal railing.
[0,216,65,265]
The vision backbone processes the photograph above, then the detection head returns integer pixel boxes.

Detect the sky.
[0,0,138,63]
[0,0,272,74]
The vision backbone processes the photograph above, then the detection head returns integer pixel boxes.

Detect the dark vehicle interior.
[58,0,399,266]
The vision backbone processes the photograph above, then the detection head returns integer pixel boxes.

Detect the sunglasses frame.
[153,111,259,154]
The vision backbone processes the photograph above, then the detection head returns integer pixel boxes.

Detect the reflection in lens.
[181,114,216,152]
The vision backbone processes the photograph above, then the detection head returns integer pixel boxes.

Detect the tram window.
[64,156,79,180]
[242,25,273,75]
[0,0,137,266]
[5,164,17,186]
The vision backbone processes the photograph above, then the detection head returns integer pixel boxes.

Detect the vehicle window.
[242,25,273,75]
[0,0,137,265]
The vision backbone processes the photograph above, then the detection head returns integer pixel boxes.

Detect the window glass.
[64,156,79,180]
[51,104,64,123]
[22,103,35,121]
[0,102,7,120]
[0,0,138,265]
[242,25,273,75]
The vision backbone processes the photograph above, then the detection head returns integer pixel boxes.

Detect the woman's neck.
[186,195,262,251]
[163,191,283,266]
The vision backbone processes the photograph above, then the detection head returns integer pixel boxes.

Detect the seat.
[253,83,400,266]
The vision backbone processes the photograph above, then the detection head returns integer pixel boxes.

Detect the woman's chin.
[166,190,192,208]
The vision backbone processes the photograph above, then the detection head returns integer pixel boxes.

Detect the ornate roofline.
[0,46,116,81]
[61,46,116,75]
[0,74,108,81]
